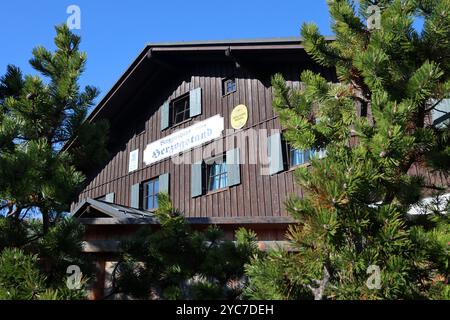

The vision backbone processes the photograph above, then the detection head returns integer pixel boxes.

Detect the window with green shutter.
[170,93,190,126]
[193,149,241,195]
[161,88,202,131]
[143,178,159,211]
[206,156,228,191]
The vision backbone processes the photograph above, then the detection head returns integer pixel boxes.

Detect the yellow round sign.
[230,104,248,129]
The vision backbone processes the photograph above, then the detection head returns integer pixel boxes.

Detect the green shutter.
[130,183,140,209]
[160,100,169,130]
[191,161,203,198]
[268,133,284,175]
[105,192,115,203]
[226,148,241,187]
[159,173,169,194]
[189,87,202,117]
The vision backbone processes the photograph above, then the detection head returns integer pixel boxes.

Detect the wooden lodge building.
[67,37,338,298]
[68,37,448,299]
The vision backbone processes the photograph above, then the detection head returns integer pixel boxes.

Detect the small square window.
[206,156,228,191]
[222,78,237,96]
[143,178,159,210]
[170,94,190,126]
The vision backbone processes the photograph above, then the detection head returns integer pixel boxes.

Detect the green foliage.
[38,218,93,286]
[245,249,311,300]
[0,248,46,300]
[0,24,104,298]
[245,0,450,300]
[0,24,108,230]
[0,217,90,300]
[0,247,87,300]
[0,218,28,249]
[113,193,259,300]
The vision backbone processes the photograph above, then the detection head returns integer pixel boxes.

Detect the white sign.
[128,149,139,172]
[144,115,224,165]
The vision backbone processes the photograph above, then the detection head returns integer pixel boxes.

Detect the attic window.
[222,78,236,96]
[170,94,190,126]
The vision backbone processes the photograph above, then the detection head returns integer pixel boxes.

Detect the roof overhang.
[62,36,335,152]
[72,198,296,226]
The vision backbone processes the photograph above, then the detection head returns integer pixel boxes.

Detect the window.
[161,88,201,131]
[206,156,228,191]
[286,144,326,168]
[192,149,240,198]
[290,147,310,167]
[143,178,159,210]
[222,78,237,95]
[170,94,190,126]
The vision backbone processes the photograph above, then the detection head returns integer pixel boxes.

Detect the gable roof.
[72,197,295,225]
[62,36,335,152]
[85,36,320,123]
[72,198,155,219]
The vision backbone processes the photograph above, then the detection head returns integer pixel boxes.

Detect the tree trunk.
[308,266,330,300]
[42,209,50,234]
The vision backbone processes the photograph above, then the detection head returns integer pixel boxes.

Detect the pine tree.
[112,193,259,300]
[0,217,90,300]
[0,25,109,233]
[0,25,105,299]
[245,0,450,300]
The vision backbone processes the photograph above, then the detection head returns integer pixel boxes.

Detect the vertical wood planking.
[72,60,369,221]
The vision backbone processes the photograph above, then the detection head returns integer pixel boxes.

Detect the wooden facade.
[69,38,339,299]
[71,38,337,225]
[68,38,450,299]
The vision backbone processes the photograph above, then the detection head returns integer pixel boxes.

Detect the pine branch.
[306,265,330,300]
[424,98,444,113]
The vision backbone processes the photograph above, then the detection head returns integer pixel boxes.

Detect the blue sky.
[0,0,332,103]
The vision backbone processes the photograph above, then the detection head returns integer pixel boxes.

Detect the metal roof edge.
[146,36,335,47]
